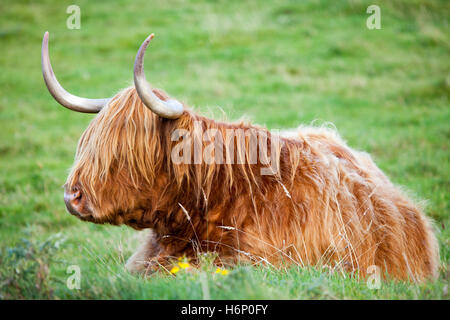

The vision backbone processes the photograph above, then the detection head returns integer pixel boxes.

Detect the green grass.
[0,0,448,299]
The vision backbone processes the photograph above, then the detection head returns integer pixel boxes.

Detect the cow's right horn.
[41,32,110,113]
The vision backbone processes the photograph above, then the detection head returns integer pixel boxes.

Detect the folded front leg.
[125,229,163,274]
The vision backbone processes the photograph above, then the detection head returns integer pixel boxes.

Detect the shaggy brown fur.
[66,86,439,282]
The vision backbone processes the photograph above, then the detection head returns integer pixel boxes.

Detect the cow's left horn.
[41,32,110,113]
[134,33,184,119]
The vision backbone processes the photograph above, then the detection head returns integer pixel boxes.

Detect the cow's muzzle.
[64,185,93,220]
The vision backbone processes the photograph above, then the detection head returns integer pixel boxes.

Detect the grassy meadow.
[0,0,448,299]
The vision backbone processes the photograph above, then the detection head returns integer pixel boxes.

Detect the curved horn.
[41,31,109,113]
[134,34,184,119]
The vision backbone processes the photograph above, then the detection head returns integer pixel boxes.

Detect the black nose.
[64,187,83,216]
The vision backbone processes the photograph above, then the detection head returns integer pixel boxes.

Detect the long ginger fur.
[66,87,439,282]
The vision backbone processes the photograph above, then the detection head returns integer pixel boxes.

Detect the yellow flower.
[170,266,180,274]
[215,267,229,275]
[178,262,190,269]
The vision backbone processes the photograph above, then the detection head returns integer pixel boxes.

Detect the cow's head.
[42,32,185,228]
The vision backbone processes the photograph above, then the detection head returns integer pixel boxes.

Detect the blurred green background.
[0,0,448,299]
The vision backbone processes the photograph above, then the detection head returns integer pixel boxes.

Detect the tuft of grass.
[0,233,66,299]
[2,232,447,299]
[0,0,448,299]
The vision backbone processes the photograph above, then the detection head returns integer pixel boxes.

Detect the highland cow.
[42,32,439,282]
